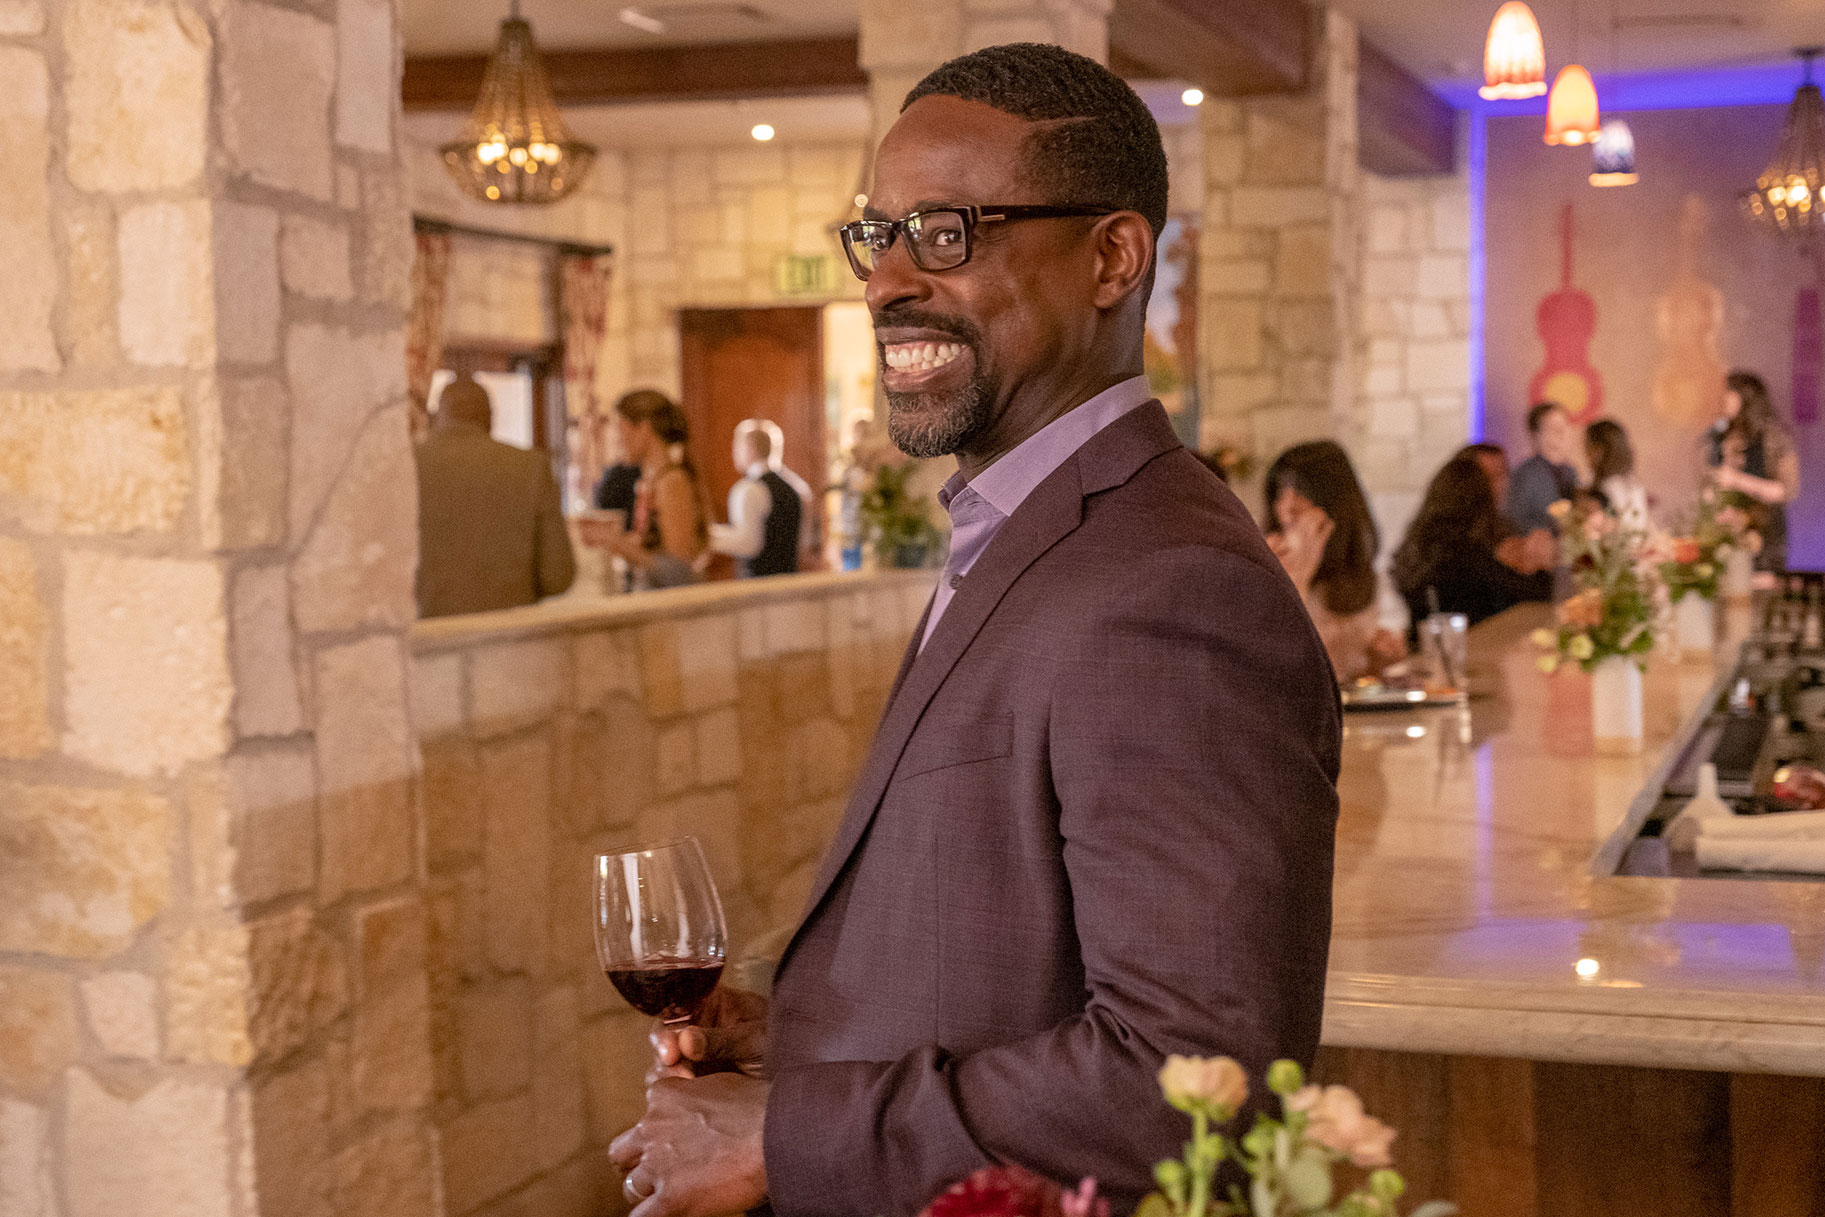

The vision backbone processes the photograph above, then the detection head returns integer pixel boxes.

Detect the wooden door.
[679,307,825,549]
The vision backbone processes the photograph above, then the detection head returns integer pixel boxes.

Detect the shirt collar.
[939,374,1154,516]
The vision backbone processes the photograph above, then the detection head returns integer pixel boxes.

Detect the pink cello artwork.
[1529,202,1604,424]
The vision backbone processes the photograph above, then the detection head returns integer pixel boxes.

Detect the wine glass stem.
[662,1013,694,1027]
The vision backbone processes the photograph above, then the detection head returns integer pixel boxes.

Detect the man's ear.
[1090,212,1156,311]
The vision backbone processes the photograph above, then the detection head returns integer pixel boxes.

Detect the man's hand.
[609,1073,770,1217]
[648,987,769,1084]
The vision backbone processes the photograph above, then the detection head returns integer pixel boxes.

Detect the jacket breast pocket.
[894,714,1015,779]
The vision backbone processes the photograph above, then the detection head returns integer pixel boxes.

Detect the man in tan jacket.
[415,375,575,618]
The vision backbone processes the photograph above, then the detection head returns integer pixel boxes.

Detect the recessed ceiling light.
[751,123,775,142]
[1181,87,1204,106]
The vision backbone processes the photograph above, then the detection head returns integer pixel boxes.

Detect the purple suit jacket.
[763,403,1341,1215]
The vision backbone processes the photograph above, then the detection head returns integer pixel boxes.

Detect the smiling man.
[609,43,1341,1216]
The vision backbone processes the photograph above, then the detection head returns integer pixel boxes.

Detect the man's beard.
[885,375,994,459]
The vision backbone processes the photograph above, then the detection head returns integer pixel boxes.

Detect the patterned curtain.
[405,230,453,441]
[559,252,615,475]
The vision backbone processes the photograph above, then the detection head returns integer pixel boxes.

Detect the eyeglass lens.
[845,211,971,278]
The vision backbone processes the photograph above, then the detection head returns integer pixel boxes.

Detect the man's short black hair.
[902,42,1169,239]
[1526,401,1564,435]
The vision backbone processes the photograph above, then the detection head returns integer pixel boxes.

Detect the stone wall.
[408,571,929,1217]
[0,1,436,1216]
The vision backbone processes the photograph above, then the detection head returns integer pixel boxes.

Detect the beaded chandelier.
[441,2,597,205]
[1742,49,1825,242]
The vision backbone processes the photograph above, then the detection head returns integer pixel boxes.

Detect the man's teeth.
[885,342,963,372]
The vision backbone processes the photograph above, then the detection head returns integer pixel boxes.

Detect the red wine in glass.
[594,838,727,1025]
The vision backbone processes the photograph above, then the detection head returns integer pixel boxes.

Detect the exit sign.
[774,253,835,298]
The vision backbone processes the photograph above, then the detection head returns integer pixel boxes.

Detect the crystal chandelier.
[441,1,597,205]
[1741,48,1824,242]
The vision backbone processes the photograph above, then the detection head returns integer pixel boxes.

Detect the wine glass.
[593,837,727,1025]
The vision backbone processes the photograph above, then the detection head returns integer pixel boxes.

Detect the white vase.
[1591,656,1644,755]
[1724,546,1755,600]
[1674,594,1716,661]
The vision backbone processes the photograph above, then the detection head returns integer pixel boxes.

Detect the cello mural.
[1529,202,1604,423]
[1651,195,1728,429]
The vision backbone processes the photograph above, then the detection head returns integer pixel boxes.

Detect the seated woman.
[1262,441,1404,683]
[1585,418,1651,532]
[1394,451,1553,633]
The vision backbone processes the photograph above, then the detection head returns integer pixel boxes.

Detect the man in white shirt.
[710,422,804,577]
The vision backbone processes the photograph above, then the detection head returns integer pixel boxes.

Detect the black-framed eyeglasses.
[838,204,1116,281]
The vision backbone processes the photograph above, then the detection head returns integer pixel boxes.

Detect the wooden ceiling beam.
[1357,37,1457,176]
[402,35,868,111]
[1107,0,1311,96]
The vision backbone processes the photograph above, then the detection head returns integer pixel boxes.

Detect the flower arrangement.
[1533,498,1664,674]
[915,1058,1450,1217]
[1659,487,1755,604]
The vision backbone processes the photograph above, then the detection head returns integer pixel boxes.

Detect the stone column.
[0,1,435,1215]
[1198,8,1363,491]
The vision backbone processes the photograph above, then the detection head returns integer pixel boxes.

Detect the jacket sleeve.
[534,463,576,598]
[762,547,1341,1215]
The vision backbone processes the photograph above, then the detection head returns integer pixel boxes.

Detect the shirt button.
[948,574,963,590]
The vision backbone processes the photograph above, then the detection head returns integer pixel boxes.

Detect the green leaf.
[1133,1194,1177,1217]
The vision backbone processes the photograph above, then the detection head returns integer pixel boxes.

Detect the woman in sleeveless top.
[605,390,711,588]
[1709,371,1799,574]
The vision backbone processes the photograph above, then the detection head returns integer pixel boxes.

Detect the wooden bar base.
[1313,1047,1825,1216]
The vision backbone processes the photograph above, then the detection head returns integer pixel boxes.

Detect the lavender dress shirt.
[922,374,1153,649]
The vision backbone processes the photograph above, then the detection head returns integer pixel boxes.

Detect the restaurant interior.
[3,0,1825,1214]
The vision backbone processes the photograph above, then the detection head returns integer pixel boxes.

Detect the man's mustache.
[870,308,983,348]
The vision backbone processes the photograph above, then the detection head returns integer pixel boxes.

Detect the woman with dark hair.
[1393,451,1553,632]
[1585,418,1650,531]
[1263,441,1404,682]
[599,389,712,588]
[1709,370,1799,572]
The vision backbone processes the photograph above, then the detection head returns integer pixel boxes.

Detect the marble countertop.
[1324,604,1825,1076]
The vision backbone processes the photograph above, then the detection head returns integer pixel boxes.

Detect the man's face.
[864,95,1107,459]
[1537,409,1575,465]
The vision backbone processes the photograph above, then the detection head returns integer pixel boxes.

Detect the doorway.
[435,342,566,460]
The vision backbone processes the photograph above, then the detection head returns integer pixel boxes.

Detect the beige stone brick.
[1274,223,1333,299]
[352,898,434,1112]
[677,613,739,711]
[0,0,42,33]
[1228,186,1329,229]
[247,907,347,1062]
[213,377,289,550]
[0,387,189,537]
[1203,298,1264,371]
[638,788,742,899]
[0,48,57,373]
[1405,338,1470,394]
[220,1,335,200]
[64,0,208,192]
[762,601,824,657]
[0,1098,50,1217]
[1430,189,1471,252]
[249,1057,332,1217]
[422,735,483,870]
[482,734,553,972]
[228,745,317,904]
[468,637,567,735]
[213,200,281,365]
[574,630,641,709]
[119,200,213,367]
[361,172,413,309]
[164,923,253,1066]
[0,969,76,1098]
[458,976,533,1101]
[0,540,50,760]
[332,1121,435,1217]
[334,0,393,152]
[588,698,654,832]
[1205,258,1272,297]
[63,1069,232,1217]
[440,1093,538,1213]
[291,407,417,634]
[639,621,684,717]
[286,322,407,542]
[314,637,416,900]
[695,706,742,788]
[63,204,116,367]
[1366,204,1409,254]
[1362,253,1417,299]
[279,215,354,301]
[579,1010,649,1145]
[80,971,159,1060]
[655,720,695,797]
[63,552,229,777]
[1244,101,1326,187]
[1415,252,1468,301]
[230,565,305,739]
[411,652,465,738]
[0,783,170,958]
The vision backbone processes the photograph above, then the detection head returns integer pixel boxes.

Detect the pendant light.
[1545,64,1601,146]
[1741,48,1825,241]
[441,0,597,205]
[1589,119,1638,185]
[1481,2,1548,99]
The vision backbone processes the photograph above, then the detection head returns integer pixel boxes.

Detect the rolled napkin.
[1694,835,1825,874]
[1698,809,1825,840]
[1665,762,1731,852]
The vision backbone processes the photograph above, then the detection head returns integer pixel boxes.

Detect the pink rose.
[1287,1084,1398,1168]
[920,1167,1108,1217]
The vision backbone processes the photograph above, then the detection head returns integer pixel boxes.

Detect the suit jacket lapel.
[774,402,1182,977]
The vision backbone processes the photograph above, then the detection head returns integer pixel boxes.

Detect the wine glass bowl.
[593,837,727,1024]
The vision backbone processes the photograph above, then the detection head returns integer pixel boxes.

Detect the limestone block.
[249,1057,332,1217]
[247,907,347,1062]
[1202,298,1264,372]
[0,1099,50,1217]
[332,1122,436,1217]
[0,969,76,1098]
[655,721,695,798]
[1244,101,1326,187]
[212,201,281,365]
[63,552,229,777]
[1362,363,1403,398]
[314,637,416,900]
[422,736,483,871]
[1271,300,1337,359]
[335,0,393,152]
[638,788,742,899]
[63,1070,232,1217]
[1405,338,1470,394]
[675,614,739,713]
[0,386,189,536]
[352,898,434,1113]
[214,378,289,550]
[762,602,825,657]
[1274,223,1333,299]
[0,48,58,373]
[1415,252,1468,301]
[738,608,769,662]
[1366,204,1408,254]
[285,322,407,553]
[64,0,208,192]
[119,200,214,367]
[411,652,466,738]
[0,0,42,32]
[80,971,159,1059]
[639,622,684,717]
[164,923,253,1066]
[1205,258,1272,297]
[337,164,363,209]
[0,540,49,760]
[1370,396,1421,439]
[579,1011,650,1145]
[690,246,744,283]
[695,706,742,788]
[482,734,553,972]
[0,783,170,958]
[230,565,305,738]
[229,746,317,905]
[279,215,354,302]
[361,172,413,309]
[221,1,335,200]
[458,976,533,1101]
[290,407,417,635]
[531,989,586,1171]
[1227,186,1329,229]
[440,1094,538,1213]
[1430,189,1471,252]
[574,631,641,710]
[1362,254,1417,300]
[468,638,567,735]
[593,698,654,832]
[63,204,116,366]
